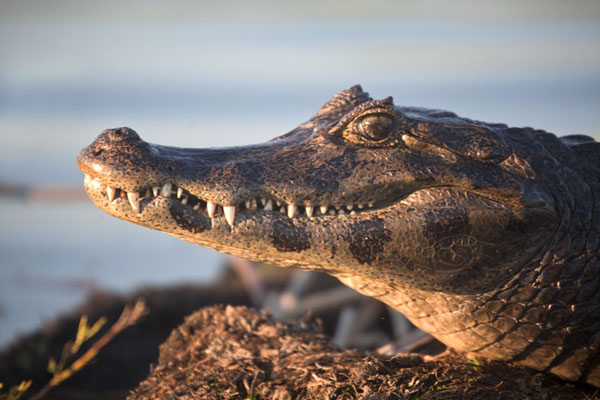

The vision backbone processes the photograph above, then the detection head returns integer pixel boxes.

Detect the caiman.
[77,85,600,387]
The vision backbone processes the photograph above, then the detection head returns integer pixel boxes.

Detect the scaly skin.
[77,85,600,386]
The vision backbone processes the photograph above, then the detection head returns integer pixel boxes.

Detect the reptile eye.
[357,114,394,141]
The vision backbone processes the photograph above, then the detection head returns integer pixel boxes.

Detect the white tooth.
[181,196,188,205]
[276,200,282,207]
[260,198,267,206]
[193,203,201,211]
[245,200,251,209]
[287,204,297,218]
[305,206,314,217]
[350,210,356,215]
[264,199,273,211]
[153,186,160,197]
[127,191,140,213]
[346,205,353,210]
[223,205,236,226]
[161,183,172,197]
[207,201,217,218]
[368,202,374,207]
[280,206,286,214]
[328,209,336,215]
[177,187,184,199]
[358,204,365,209]
[250,199,257,211]
[335,205,341,210]
[320,205,328,214]
[107,186,116,202]
[338,209,345,214]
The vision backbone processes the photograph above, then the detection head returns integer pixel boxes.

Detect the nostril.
[93,148,105,156]
[105,127,139,142]
[108,131,124,141]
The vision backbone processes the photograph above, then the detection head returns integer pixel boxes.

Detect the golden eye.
[357,114,393,141]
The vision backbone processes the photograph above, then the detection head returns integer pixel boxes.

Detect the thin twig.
[29,299,148,400]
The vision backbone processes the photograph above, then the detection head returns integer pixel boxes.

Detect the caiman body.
[78,86,600,386]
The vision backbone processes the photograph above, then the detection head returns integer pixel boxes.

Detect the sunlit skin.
[78,86,600,386]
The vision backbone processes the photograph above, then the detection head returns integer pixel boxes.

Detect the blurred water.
[1,19,599,187]
[2,17,600,185]
[0,199,223,347]
[0,3,599,347]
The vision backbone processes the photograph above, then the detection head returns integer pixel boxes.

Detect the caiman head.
[77,85,561,296]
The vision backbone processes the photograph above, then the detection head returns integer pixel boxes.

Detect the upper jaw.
[78,137,405,228]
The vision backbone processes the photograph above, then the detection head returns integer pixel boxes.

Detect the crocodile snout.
[80,127,142,156]
[77,127,155,185]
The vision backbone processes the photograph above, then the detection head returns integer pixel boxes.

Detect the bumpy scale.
[78,85,600,387]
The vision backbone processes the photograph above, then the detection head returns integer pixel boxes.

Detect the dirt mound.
[130,305,591,400]
[1,264,596,399]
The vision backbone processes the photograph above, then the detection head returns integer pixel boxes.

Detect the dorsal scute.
[560,134,596,147]
[569,141,600,172]
[311,85,373,122]
[558,135,600,172]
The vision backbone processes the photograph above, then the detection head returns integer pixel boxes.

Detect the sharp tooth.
[245,200,251,209]
[346,205,353,210]
[368,202,374,207]
[260,198,267,206]
[328,208,336,215]
[305,206,314,217]
[107,186,116,202]
[338,209,345,214]
[153,186,160,197]
[207,201,217,218]
[127,191,140,213]
[350,210,356,215]
[276,200,282,207]
[193,203,201,211]
[181,195,188,205]
[223,205,236,226]
[264,199,273,211]
[161,183,172,197]
[177,187,184,199]
[358,204,365,209]
[320,205,328,214]
[250,199,257,211]
[287,204,297,218]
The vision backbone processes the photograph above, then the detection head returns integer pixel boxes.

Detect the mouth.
[83,174,384,227]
